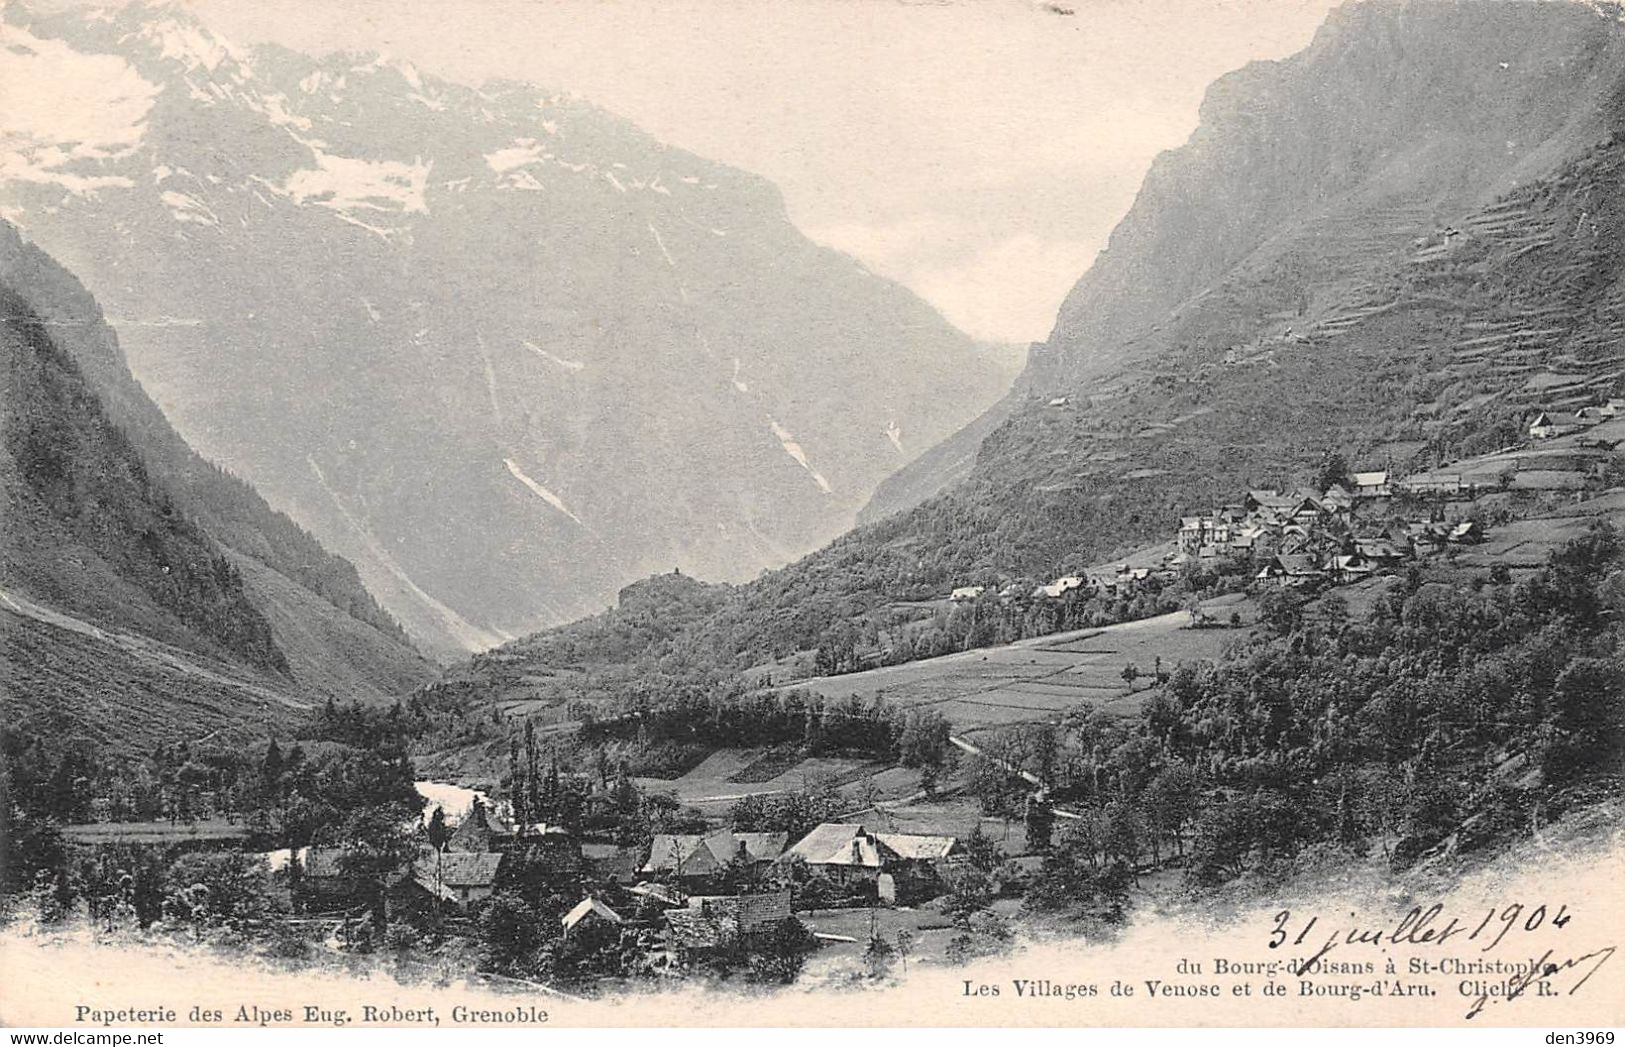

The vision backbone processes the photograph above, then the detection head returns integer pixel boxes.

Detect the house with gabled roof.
[778,824,960,901]
[659,890,800,962]
[642,830,787,885]
[682,890,792,933]
[561,895,624,936]
[1529,411,1583,439]
[1402,522,1449,557]
[1448,520,1484,545]
[1255,553,1323,587]
[448,798,507,853]
[1286,494,1324,525]
[1351,471,1391,498]
[1333,553,1376,583]
[1353,537,1406,564]
[1230,524,1266,555]
[1245,489,1300,516]
[412,850,504,909]
[1320,483,1354,514]
[1401,473,1463,496]
[1034,575,1088,599]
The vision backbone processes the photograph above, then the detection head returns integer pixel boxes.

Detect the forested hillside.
[0,223,409,647]
[1,228,432,749]
[1,288,286,673]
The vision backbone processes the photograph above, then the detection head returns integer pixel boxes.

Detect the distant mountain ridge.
[0,1,1013,655]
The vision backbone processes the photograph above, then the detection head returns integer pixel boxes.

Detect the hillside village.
[964,398,1625,612]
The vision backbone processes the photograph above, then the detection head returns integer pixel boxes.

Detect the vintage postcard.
[1,0,1622,1031]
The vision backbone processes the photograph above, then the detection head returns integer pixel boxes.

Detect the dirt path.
[0,584,311,710]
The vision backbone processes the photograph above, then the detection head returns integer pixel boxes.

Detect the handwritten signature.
[1463,946,1617,1021]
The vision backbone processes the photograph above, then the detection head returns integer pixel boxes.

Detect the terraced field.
[775,594,1250,737]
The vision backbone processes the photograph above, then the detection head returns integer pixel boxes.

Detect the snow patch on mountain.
[504,458,584,525]
[254,92,311,132]
[284,148,430,217]
[485,141,546,174]
[522,341,585,372]
[768,417,832,494]
[648,223,676,267]
[0,24,156,195]
[474,335,502,422]
[885,420,904,453]
[135,16,248,75]
[160,189,217,226]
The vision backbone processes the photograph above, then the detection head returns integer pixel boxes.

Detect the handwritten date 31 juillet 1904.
[1267,902,1616,1019]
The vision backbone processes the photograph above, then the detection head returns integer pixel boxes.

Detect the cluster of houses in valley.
[294,803,962,965]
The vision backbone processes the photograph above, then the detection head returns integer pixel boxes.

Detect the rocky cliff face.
[1037,0,1624,391]
[864,0,1625,526]
[1,2,1012,655]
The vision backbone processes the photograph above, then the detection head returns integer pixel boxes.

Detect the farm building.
[1350,471,1391,498]
[1529,411,1584,439]
[411,851,504,910]
[778,824,959,902]
[642,830,788,885]
[661,891,799,962]
[561,896,624,936]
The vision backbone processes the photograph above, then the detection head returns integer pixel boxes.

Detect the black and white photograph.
[0,0,1621,1030]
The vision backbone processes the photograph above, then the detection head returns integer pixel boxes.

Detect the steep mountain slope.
[1,225,432,746]
[446,0,1625,711]
[1,282,285,674]
[865,0,1625,523]
[0,2,1012,655]
[915,0,1625,568]
[1035,0,1624,391]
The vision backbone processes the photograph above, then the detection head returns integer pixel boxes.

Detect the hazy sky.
[166,0,1339,342]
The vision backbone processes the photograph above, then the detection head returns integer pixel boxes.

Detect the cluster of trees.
[3,699,424,930]
[988,524,1623,898]
[580,689,952,775]
[0,727,291,831]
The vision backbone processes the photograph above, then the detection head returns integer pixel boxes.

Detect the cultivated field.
[773,594,1250,737]
[1458,489,1625,569]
